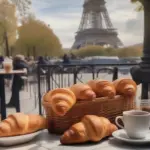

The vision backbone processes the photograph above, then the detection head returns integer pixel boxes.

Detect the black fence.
[1,63,142,120]
[37,63,138,115]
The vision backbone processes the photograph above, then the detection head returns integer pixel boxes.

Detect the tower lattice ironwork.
[72,0,123,49]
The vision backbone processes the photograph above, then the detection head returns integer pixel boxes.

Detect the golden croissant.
[43,88,76,116]
[113,78,137,97]
[70,83,96,101]
[87,80,116,98]
[60,115,118,144]
[0,113,47,137]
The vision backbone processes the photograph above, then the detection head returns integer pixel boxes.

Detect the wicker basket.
[43,95,135,134]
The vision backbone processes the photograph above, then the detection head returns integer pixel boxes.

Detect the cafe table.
[0,130,150,150]
[0,69,27,120]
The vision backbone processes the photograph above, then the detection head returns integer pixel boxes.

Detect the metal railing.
[37,63,138,115]
[1,63,140,120]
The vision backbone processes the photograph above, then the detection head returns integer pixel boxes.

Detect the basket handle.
[115,116,124,129]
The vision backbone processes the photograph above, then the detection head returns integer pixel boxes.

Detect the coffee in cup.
[115,110,150,139]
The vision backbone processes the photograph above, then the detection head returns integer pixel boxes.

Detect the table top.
[0,69,27,75]
[1,130,150,150]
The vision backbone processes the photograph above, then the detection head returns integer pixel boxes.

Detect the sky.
[31,0,144,48]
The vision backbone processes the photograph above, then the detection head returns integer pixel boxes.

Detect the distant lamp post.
[130,0,150,99]
[10,46,14,56]
[33,46,36,58]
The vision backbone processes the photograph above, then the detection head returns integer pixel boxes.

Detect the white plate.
[112,129,150,144]
[0,130,42,146]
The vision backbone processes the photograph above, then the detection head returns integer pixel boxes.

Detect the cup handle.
[115,116,124,129]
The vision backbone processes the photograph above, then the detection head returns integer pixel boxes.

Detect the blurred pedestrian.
[37,56,49,74]
[7,55,28,109]
[63,54,70,64]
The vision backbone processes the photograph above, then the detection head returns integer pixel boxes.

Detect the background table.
[0,130,150,150]
[0,70,27,120]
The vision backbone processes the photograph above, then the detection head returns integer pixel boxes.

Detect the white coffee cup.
[115,110,150,139]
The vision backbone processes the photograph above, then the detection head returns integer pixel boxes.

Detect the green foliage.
[74,45,106,57]
[14,16,63,57]
[72,45,116,58]
[131,0,143,11]
[117,47,142,57]
[69,45,142,58]
[71,45,118,58]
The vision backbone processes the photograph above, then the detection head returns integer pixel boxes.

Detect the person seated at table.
[7,55,29,108]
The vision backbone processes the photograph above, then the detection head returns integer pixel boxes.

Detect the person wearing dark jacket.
[37,56,49,74]
[38,56,49,65]
[63,54,70,64]
[7,55,28,110]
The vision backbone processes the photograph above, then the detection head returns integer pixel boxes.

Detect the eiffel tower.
[72,0,123,49]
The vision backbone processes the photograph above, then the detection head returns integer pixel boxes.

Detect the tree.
[72,45,118,57]
[10,0,31,16]
[74,45,105,57]
[117,47,142,57]
[70,45,142,58]
[0,0,17,56]
[14,16,63,57]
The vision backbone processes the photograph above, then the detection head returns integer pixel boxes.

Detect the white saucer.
[0,130,42,146]
[112,129,150,144]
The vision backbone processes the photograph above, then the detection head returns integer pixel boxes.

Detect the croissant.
[43,88,76,116]
[87,80,116,98]
[113,78,137,97]
[0,113,47,137]
[70,83,96,101]
[43,91,50,102]
[60,115,118,144]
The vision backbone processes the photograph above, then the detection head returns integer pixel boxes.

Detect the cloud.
[32,0,143,48]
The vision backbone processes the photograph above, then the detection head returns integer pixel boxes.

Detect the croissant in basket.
[43,88,76,116]
[70,83,96,101]
[0,113,47,137]
[60,115,118,144]
[113,78,137,97]
[87,80,116,98]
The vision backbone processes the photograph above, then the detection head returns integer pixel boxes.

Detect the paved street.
[5,82,41,116]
